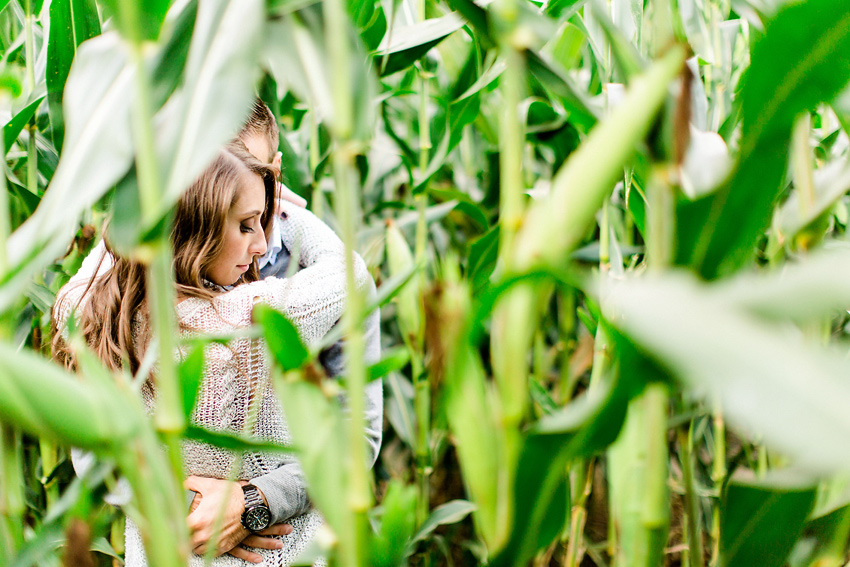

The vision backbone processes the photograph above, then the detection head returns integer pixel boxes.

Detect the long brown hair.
[52,141,279,374]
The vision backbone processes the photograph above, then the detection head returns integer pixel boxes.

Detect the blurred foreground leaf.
[604,269,850,474]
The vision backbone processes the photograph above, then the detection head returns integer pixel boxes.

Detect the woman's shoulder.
[176,279,283,326]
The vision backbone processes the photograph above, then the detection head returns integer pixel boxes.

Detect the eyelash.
[240,223,254,234]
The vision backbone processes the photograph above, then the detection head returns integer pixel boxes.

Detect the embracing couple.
[52,100,383,566]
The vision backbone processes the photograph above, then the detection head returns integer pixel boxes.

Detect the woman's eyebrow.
[238,209,263,218]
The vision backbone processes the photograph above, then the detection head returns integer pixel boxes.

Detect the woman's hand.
[184,476,292,561]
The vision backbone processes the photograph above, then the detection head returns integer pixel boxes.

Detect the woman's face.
[205,170,268,287]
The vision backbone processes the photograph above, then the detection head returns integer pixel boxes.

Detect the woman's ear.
[273,151,282,169]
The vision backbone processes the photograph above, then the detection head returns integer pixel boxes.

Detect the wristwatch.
[240,484,272,532]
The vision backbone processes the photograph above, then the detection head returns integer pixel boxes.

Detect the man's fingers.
[241,535,284,550]
[256,523,293,536]
[228,546,263,564]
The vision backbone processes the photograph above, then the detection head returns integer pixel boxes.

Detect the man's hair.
[239,98,279,155]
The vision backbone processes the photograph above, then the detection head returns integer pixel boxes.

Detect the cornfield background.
[1,0,850,565]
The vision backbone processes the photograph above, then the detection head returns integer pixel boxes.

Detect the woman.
[53,142,370,566]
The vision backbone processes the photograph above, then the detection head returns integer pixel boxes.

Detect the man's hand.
[229,524,293,564]
[184,476,292,562]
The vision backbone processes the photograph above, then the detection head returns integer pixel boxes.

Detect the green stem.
[27,123,37,197]
[639,383,670,567]
[0,137,10,274]
[557,291,576,403]
[115,431,190,567]
[332,147,371,567]
[495,44,525,273]
[0,133,16,554]
[324,0,372,563]
[679,421,705,567]
[24,2,38,198]
[122,10,186,562]
[0,424,24,560]
[24,3,35,94]
[127,39,183,471]
[490,0,527,469]
[792,113,815,223]
[413,353,430,526]
[565,460,594,567]
[710,405,725,566]
[418,75,431,175]
[646,167,674,271]
[39,439,59,508]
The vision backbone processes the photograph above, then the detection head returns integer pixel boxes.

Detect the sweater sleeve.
[248,206,383,523]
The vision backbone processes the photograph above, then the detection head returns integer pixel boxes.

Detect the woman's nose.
[251,228,267,257]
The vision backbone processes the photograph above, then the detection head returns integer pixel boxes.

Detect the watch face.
[244,506,272,531]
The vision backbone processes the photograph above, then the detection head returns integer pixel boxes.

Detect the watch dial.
[245,507,271,531]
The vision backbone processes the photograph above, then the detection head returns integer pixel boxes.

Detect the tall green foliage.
[1,0,850,566]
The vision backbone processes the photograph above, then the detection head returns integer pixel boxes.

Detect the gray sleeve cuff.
[250,463,312,524]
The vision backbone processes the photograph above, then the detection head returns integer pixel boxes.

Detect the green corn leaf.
[2,32,134,314]
[411,499,476,543]
[150,0,198,109]
[589,0,645,81]
[681,0,850,279]
[710,244,850,322]
[183,425,295,455]
[156,0,264,221]
[375,12,465,76]
[492,365,635,566]
[385,373,415,447]
[526,50,600,133]
[468,224,499,293]
[546,0,589,18]
[274,380,348,535]
[253,304,310,371]
[444,0,493,48]
[385,219,421,344]
[512,44,686,272]
[3,95,45,154]
[0,341,140,450]
[371,480,418,567]
[721,472,817,567]
[178,345,205,419]
[46,0,100,152]
[367,347,410,381]
[99,0,170,43]
[603,269,850,474]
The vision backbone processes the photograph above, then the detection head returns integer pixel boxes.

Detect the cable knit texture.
[56,205,372,567]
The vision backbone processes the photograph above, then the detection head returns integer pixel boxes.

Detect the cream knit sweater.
[56,205,375,566]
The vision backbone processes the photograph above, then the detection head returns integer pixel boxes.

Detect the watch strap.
[242,484,265,509]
